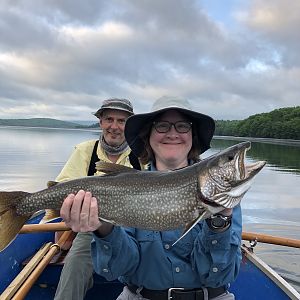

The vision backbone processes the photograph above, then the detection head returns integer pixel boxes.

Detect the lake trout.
[0,141,265,251]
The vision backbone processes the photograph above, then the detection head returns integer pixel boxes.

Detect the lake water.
[0,126,299,292]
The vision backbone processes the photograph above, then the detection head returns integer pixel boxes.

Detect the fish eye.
[228,155,234,161]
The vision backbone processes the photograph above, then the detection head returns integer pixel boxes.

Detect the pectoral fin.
[39,209,60,224]
[172,211,212,247]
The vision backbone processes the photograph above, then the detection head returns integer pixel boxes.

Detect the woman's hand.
[60,190,101,232]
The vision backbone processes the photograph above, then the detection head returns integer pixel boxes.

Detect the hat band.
[102,102,133,113]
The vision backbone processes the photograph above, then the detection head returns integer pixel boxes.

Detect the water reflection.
[0,127,100,191]
[210,138,300,175]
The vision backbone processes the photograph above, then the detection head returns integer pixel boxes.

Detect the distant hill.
[73,120,98,126]
[0,118,85,128]
[215,106,300,140]
[1,106,299,140]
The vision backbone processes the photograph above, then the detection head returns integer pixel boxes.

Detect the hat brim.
[125,107,215,157]
[94,107,134,118]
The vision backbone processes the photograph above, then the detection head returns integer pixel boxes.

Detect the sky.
[0,0,299,121]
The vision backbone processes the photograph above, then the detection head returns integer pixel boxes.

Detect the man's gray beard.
[100,134,129,156]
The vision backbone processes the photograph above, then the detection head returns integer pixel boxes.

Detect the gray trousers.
[116,286,235,300]
[54,232,94,300]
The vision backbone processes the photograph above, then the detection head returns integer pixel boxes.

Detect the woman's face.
[149,110,193,170]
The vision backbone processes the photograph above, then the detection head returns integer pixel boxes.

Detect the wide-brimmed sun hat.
[125,95,215,157]
[94,98,134,118]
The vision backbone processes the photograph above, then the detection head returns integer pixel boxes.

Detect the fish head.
[198,141,266,209]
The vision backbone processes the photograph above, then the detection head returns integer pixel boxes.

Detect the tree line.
[215,106,300,140]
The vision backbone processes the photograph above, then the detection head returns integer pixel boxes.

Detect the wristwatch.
[206,214,232,232]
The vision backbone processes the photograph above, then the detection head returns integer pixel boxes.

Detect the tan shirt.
[55,139,133,182]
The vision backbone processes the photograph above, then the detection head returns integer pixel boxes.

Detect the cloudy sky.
[0,0,299,121]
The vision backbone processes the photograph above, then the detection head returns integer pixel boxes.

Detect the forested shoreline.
[1,106,299,140]
[215,106,300,140]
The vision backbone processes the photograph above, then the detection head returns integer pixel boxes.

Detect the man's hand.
[60,190,114,237]
[60,190,101,232]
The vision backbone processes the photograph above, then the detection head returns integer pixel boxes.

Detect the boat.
[1,213,300,300]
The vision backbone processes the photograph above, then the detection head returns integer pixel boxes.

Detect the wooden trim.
[10,230,73,300]
[19,224,300,249]
[20,222,70,233]
[242,232,300,248]
[0,242,52,300]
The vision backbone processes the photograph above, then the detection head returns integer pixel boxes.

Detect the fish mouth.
[223,145,266,205]
[236,143,266,183]
[200,142,266,209]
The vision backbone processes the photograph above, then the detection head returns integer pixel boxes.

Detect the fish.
[0,141,266,251]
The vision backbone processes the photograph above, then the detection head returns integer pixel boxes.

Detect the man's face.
[100,109,130,147]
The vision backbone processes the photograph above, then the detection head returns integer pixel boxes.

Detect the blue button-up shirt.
[91,164,242,290]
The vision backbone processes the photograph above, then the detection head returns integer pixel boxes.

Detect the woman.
[61,96,242,300]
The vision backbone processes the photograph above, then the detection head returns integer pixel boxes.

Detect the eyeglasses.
[152,121,192,133]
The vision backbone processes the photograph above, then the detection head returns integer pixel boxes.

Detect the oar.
[10,230,73,300]
[242,232,300,249]
[19,223,300,249]
[20,222,70,233]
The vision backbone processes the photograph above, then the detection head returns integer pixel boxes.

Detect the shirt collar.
[149,159,194,171]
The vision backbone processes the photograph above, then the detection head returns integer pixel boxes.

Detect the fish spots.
[10,143,265,234]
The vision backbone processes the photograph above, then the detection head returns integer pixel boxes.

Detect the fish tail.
[0,191,31,251]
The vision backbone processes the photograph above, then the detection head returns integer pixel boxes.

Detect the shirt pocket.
[162,229,194,259]
[135,230,159,242]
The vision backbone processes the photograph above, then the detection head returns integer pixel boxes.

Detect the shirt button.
[102,268,109,273]
[212,240,218,245]
[165,244,170,250]
[175,267,180,273]
[103,245,109,250]
[212,267,218,273]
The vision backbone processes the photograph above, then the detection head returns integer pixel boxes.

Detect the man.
[54,98,140,300]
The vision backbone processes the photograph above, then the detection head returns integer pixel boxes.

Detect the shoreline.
[214,135,300,147]
[0,125,101,133]
[0,125,299,146]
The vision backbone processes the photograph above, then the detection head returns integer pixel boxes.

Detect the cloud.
[236,0,300,66]
[0,0,299,121]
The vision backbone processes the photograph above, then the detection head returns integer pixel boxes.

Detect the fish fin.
[95,161,140,174]
[0,191,29,211]
[39,209,61,224]
[0,191,31,251]
[99,216,117,225]
[47,180,59,188]
[172,211,211,247]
